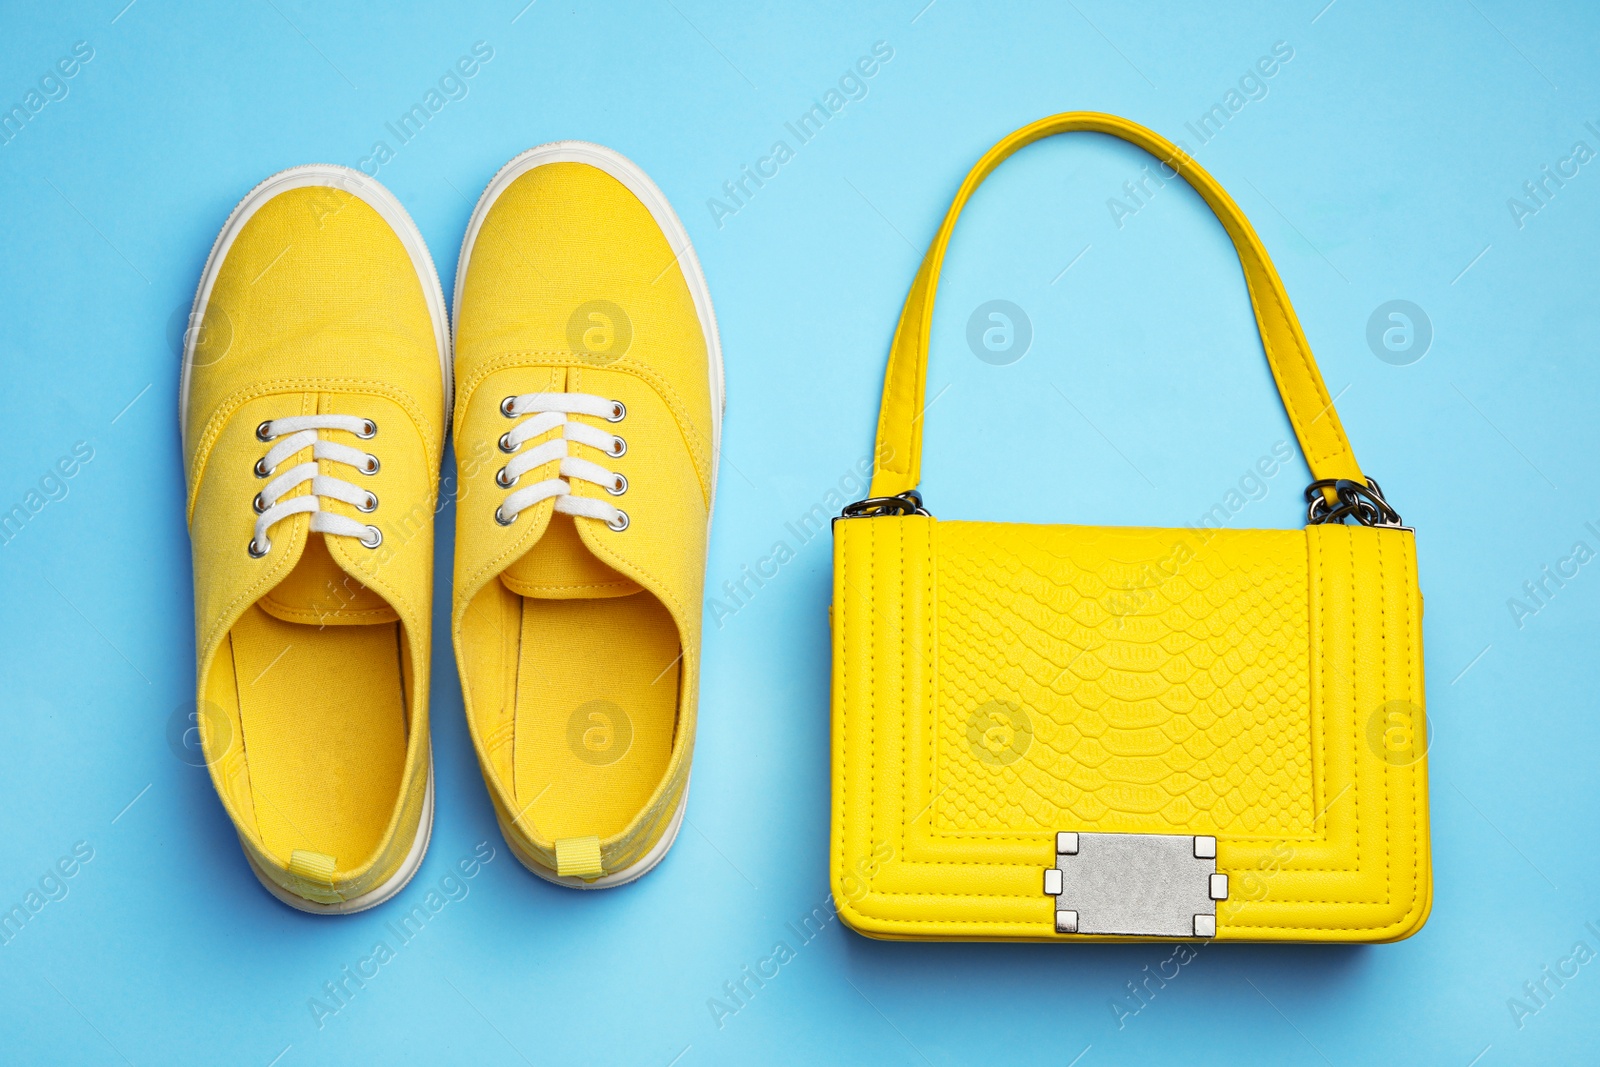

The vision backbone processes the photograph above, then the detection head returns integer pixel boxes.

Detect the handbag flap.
[831,516,1430,941]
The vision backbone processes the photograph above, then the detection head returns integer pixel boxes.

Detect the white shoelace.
[249,414,383,557]
[494,392,629,530]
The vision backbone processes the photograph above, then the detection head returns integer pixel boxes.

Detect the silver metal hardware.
[1043,831,1228,938]
[252,493,267,514]
[361,455,380,476]
[357,491,378,513]
[360,525,383,549]
[496,466,515,488]
[357,419,378,439]
[494,505,516,526]
[256,421,275,442]
[606,400,626,422]
[838,490,931,520]
[247,536,270,558]
[254,457,272,478]
[607,473,628,496]
[607,509,630,532]
[1304,477,1408,529]
[500,396,519,418]
[499,432,517,454]
[609,435,627,457]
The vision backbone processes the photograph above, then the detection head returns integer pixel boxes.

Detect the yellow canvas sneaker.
[451,143,722,887]
[180,166,448,913]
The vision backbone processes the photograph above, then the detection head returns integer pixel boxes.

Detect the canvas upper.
[451,147,718,884]
[182,169,445,907]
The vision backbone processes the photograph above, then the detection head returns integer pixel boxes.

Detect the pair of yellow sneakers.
[179,145,722,912]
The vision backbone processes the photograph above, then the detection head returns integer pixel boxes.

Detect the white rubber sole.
[454,143,720,889]
[501,779,690,890]
[245,762,435,915]
[181,165,449,913]
[178,163,453,451]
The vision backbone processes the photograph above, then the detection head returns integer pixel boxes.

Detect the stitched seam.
[1379,530,1391,902]
[869,523,877,880]
[1350,529,1361,875]
[844,913,1418,929]
[897,520,910,877]
[925,522,936,849]
[1403,535,1422,921]
[501,580,641,594]
[876,518,889,883]
[839,526,850,893]
[258,602,396,623]
[875,521,888,880]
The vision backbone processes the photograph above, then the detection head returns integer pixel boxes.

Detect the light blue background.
[2,1,1597,1063]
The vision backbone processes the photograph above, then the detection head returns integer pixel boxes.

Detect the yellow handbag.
[830,113,1431,943]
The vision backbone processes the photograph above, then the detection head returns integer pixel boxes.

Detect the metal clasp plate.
[1043,831,1229,938]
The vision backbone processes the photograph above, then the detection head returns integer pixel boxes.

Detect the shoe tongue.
[500,513,642,599]
[259,533,398,625]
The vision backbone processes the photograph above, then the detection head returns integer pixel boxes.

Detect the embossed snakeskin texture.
[831,517,1430,941]
[933,522,1314,837]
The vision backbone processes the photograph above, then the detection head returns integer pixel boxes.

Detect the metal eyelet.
[357,491,378,513]
[495,466,515,488]
[498,432,517,454]
[607,473,628,496]
[361,456,380,476]
[254,457,272,478]
[500,396,519,418]
[494,506,516,526]
[247,536,271,558]
[256,421,275,442]
[357,419,377,439]
[606,401,626,422]
[252,493,267,514]
[360,525,383,549]
[606,510,629,532]
[609,436,627,458]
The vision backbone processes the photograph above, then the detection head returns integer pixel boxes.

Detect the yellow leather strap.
[868,111,1365,499]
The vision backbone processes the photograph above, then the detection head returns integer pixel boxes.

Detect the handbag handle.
[866,111,1375,515]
